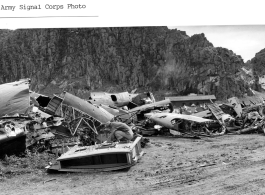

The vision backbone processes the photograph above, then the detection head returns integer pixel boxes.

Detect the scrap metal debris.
[0,116,28,157]
[0,79,30,116]
[1,78,265,173]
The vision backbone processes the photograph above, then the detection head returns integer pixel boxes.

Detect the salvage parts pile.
[1,79,265,174]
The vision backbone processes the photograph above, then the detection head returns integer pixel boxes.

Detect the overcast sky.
[169,25,265,62]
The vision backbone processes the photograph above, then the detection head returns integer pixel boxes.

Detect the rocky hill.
[240,48,265,93]
[0,27,254,100]
[251,48,265,91]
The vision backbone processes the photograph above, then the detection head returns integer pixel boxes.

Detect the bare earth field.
[2,134,265,195]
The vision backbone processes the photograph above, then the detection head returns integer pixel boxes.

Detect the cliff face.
[240,48,265,92]
[252,48,265,91]
[0,27,249,99]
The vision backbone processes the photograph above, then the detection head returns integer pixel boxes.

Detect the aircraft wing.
[128,99,171,113]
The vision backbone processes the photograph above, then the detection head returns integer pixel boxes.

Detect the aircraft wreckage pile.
[1,78,265,172]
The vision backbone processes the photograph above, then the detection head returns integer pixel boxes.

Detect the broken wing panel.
[62,92,114,124]
[128,99,171,113]
[90,92,131,107]
[0,80,30,116]
[45,95,63,115]
[90,92,113,105]
[227,97,243,117]
[166,114,213,123]
[207,103,225,124]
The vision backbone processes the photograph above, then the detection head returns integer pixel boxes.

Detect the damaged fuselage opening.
[30,91,52,108]
[110,95,117,102]
[36,96,51,107]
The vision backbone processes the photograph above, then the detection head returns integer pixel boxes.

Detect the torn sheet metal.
[90,92,135,107]
[131,92,155,106]
[128,99,171,113]
[62,92,114,124]
[0,79,30,116]
[228,97,243,117]
[100,104,132,122]
[0,117,29,157]
[30,92,63,116]
[0,121,25,141]
[221,114,236,127]
[207,103,226,125]
[192,110,212,118]
[45,95,63,115]
[238,94,264,107]
[99,104,121,115]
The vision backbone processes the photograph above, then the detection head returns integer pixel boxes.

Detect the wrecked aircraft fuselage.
[145,112,223,136]
[0,79,30,117]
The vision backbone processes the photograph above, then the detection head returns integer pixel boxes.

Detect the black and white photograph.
[1,1,265,194]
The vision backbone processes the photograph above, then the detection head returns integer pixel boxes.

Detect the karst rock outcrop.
[0,27,251,99]
[251,49,265,91]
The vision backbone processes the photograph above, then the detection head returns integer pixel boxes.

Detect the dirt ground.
[2,134,265,195]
